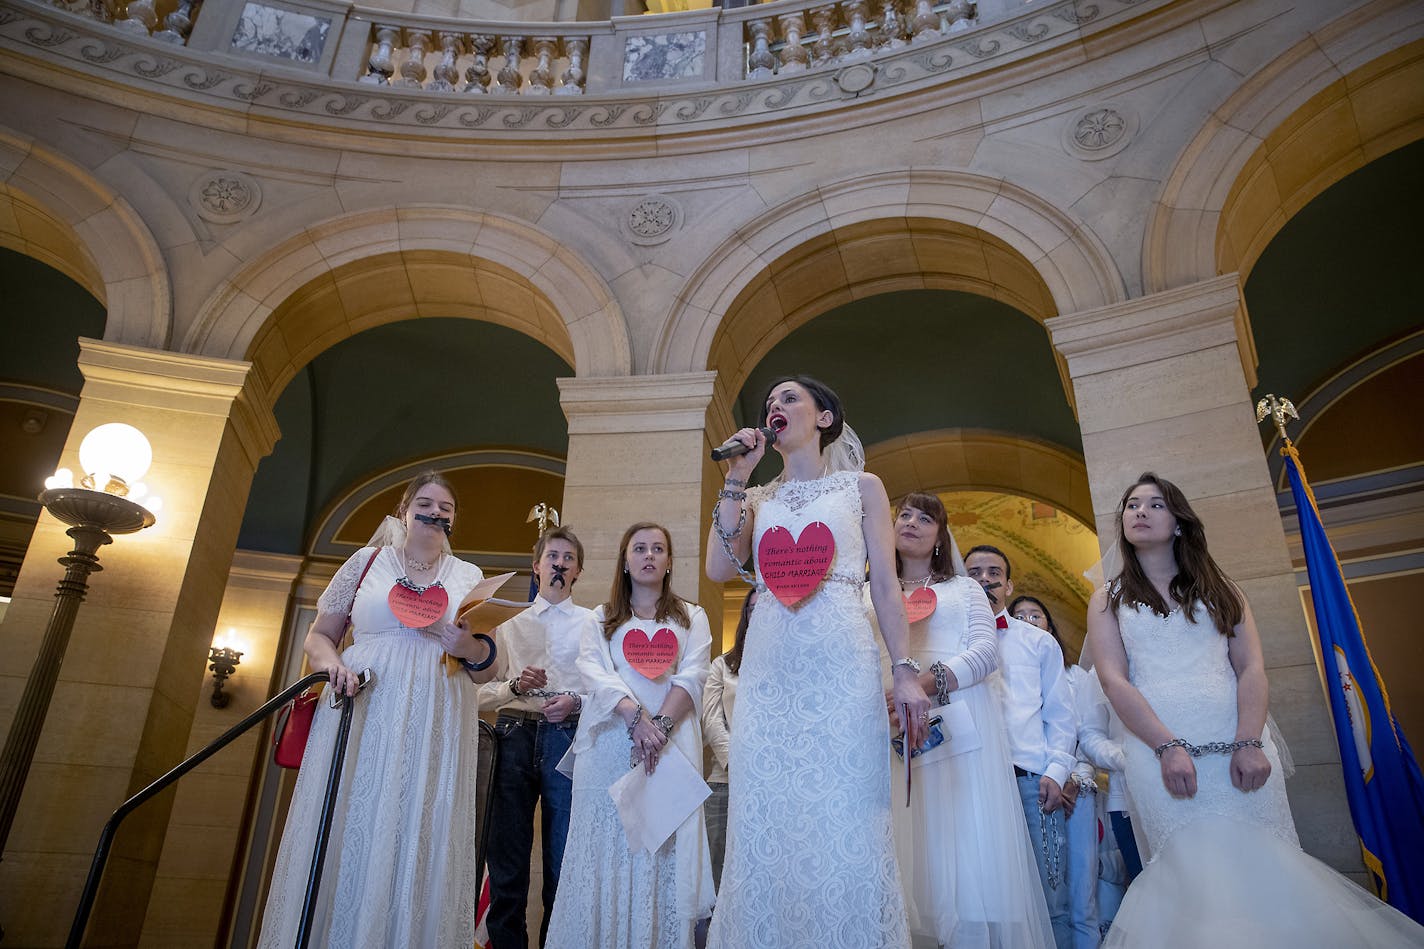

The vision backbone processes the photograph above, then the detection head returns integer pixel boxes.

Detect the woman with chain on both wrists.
[886,494,1055,949]
[704,375,930,949]
[1089,472,1424,947]
[544,522,714,949]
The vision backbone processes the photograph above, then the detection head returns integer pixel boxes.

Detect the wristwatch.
[508,677,523,697]
[651,714,676,737]
[892,657,922,674]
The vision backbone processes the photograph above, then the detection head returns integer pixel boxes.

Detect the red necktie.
[996,615,1009,630]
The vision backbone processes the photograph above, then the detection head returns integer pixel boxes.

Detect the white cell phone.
[328,668,374,708]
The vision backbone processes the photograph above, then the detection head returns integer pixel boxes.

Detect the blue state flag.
[1284,442,1424,922]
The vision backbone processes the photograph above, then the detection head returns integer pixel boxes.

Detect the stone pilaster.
[557,373,718,617]
[1047,275,1361,878]
[0,339,278,946]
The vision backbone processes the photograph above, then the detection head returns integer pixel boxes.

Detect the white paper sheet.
[608,744,711,854]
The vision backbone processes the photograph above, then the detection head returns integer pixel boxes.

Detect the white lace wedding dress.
[707,472,911,949]
[1105,601,1424,947]
[258,547,486,949]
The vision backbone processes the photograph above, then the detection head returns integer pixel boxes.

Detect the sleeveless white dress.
[258,546,485,949]
[1105,601,1424,948]
[883,577,1055,949]
[707,472,911,949]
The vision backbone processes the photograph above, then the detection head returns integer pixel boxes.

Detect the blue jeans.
[486,714,576,949]
[1016,772,1072,949]
[1065,788,1100,949]
[1110,810,1142,881]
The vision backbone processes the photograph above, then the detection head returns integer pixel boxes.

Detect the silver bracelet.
[930,661,952,705]
[625,704,644,739]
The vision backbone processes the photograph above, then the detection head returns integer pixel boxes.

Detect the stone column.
[139,550,303,947]
[0,339,278,946]
[557,372,718,618]
[1047,274,1362,879]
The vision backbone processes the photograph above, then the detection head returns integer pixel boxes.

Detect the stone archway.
[866,429,1093,529]
[185,206,631,403]
[0,129,170,348]
[654,168,1126,394]
[1144,28,1424,293]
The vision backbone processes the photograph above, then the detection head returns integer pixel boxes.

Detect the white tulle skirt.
[891,675,1055,949]
[1104,816,1424,948]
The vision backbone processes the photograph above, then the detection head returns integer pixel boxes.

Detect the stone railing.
[1,0,1167,133]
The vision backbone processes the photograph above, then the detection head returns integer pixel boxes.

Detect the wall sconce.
[0,422,160,860]
[208,631,245,708]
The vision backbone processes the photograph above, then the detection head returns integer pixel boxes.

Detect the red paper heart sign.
[623,627,678,679]
[388,582,449,628]
[757,522,836,607]
[904,587,937,623]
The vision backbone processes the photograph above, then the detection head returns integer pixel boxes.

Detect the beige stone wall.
[2,0,1422,942]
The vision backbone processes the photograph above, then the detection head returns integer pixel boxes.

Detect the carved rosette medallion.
[1061,104,1137,161]
[190,170,262,223]
[623,195,682,246]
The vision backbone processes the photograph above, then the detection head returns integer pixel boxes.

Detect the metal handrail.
[66,670,371,948]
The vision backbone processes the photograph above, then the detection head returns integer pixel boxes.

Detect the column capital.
[1046,274,1258,387]
[557,371,717,434]
[77,338,280,467]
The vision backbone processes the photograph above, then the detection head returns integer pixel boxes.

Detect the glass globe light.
[78,424,152,492]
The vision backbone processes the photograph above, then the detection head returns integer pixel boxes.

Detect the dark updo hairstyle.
[1108,472,1243,637]
[758,375,844,451]
[894,492,960,581]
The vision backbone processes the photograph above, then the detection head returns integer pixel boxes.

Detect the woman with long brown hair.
[887,493,1054,949]
[545,522,714,949]
[1089,472,1424,947]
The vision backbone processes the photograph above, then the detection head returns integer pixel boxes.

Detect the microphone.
[710,426,778,462]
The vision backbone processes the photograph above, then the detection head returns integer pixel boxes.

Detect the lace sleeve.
[316,548,378,618]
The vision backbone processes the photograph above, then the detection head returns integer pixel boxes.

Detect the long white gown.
[1104,601,1424,948]
[258,546,486,949]
[884,576,1055,949]
[708,471,911,949]
[544,605,715,949]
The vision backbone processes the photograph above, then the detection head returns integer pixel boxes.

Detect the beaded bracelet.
[724,476,747,488]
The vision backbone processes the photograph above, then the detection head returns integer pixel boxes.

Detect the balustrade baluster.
[428,32,463,91]
[879,0,908,50]
[746,19,776,79]
[777,13,810,73]
[360,25,400,84]
[152,0,196,44]
[397,29,432,88]
[527,36,557,94]
[558,37,588,95]
[842,0,873,61]
[945,0,975,30]
[910,0,939,42]
[113,0,156,35]
[494,36,525,94]
[809,5,841,66]
[464,34,495,93]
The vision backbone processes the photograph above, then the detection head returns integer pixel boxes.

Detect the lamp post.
[0,424,160,861]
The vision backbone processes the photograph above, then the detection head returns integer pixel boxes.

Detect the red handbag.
[272,548,381,770]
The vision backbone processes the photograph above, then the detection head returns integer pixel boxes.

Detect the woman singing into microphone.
[705,375,930,949]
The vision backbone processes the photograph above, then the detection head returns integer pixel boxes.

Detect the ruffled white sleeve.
[944,576,999,689]
[576,607,635,728]
[668,605,713,719]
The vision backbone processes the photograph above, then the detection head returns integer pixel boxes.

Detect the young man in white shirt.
[965,544,1076,949]
[480,527,594,948]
